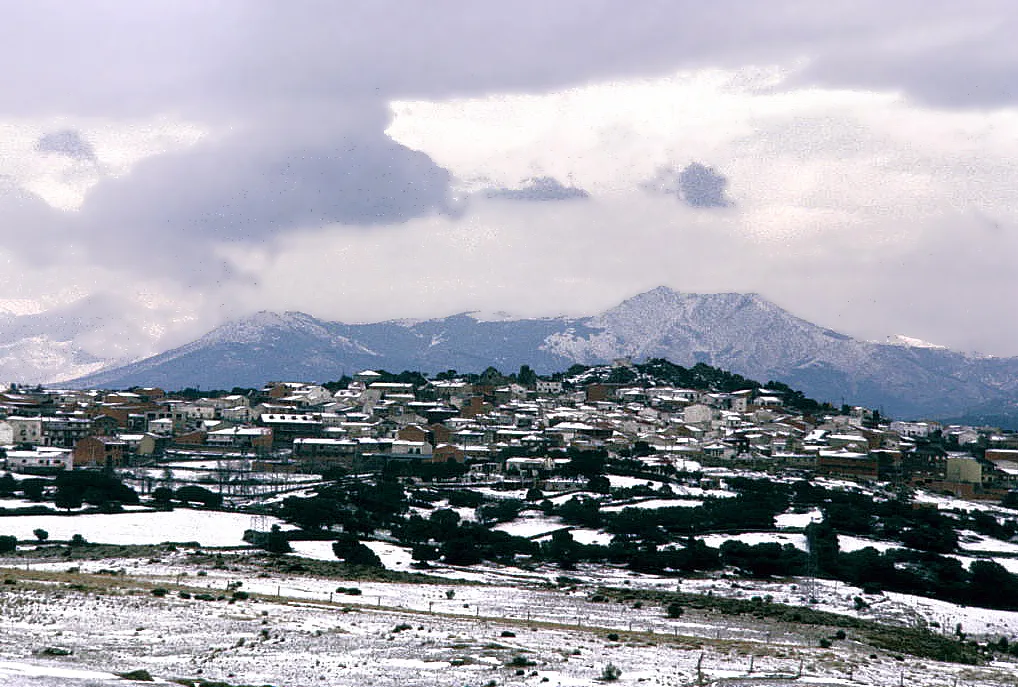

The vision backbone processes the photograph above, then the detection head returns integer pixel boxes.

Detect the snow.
[886,334,947,349]
[606,475,657,488]
[0,509,284,547]
[957,530,1018,555]
[700,532,807,549]
[775,508,823,529]
[601,498,702,512]
[565,528,614,546]
[837,535,900,553]
[492,516,565,538]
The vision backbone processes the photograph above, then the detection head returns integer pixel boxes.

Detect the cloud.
[483,176,589,202]
[644,163,732,208]
[0,107,455,285]
[35,129,98,162]
[5,0,1018,366]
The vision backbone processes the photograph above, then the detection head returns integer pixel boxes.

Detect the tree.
[587,475,611,494]
[174,485,222,508]
[152,487,174,504]
[517,365,537,387]
[429,508,461,531]
[544,530,582,570]
[33,528,48,542]
[53,489,82,512]
[20,479,45,501]
[805,519,840,576]
[332,535,383,568]
[478,366,505,386]
[262,525,292,554]
[0,473,16,497]
[0,535,16,553]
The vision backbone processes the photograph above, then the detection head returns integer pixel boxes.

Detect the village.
[0,359,1014,506]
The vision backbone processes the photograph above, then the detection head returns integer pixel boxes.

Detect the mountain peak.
[885,334,948,350]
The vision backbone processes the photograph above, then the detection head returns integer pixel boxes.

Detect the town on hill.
[4,358,1018,684]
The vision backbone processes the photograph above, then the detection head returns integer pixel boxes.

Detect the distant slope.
[66,287,1018,422]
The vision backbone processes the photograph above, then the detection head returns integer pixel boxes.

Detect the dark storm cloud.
[1,0,1016,285]
[80,131,452,240]
[35,129,97,162]
[4,1,1017,117]
[644,163,732,208]
[484,177,590,202]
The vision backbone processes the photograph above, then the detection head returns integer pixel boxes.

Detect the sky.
[2,0,1018,364]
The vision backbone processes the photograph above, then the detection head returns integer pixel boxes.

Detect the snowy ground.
[0,509,286,547]
[1,550,1017,686]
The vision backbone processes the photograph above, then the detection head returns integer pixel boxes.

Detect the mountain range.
[58,286,1018,424]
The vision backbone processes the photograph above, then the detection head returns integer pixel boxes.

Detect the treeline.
[273,475,1018,613]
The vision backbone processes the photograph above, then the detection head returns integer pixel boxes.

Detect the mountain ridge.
[63,287,1018,422]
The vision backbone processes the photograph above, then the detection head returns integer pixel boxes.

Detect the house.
[535,380,563,395]
[206,426,273,451]
[259,413,323,447]
[683,404,714,425]
[41,416,93,448]
[7,416,42,446]
[5,446,73,473]
[73,436,127,469]
[817,449,878,479]
[117,433,159,458]
[945,455,982,484]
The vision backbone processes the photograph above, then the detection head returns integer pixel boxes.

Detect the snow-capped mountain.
[64,286,1018,421]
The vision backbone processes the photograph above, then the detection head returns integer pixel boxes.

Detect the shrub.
[392,623,412,633]
[151,588,168,597]
[116,669,153,682]
[69,534,87,547]
[666,602,684,618]
[600,663,622,681]
[819,638,832,648]
[332,535,383,568]
[0,535,16,553]
[606,632,620,642]
[231,590,250,601]
[507,655,536,668]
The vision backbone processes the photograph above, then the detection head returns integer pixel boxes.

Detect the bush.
[0,535,16,553]
[151,587,168,597]
[507,655,536,668]
[174,485,222,508]
[332,535,383,568]
[69,534,87,547]
[819,638,832,648]
[231,590,250,601]
[665,602,684,618]
[600,663,622,681]
[116,670,153,682]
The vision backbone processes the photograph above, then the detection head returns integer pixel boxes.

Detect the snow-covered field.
[602,498,703,512]
[2,549,1017,687]
[0,509,285,547]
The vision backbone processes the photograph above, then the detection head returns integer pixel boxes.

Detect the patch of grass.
[597,586,983,665]
[117,668,154,681]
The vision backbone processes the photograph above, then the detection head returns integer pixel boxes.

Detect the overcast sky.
[2,0,1018,361]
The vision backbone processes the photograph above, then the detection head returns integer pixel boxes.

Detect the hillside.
[66,287,1018,421]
